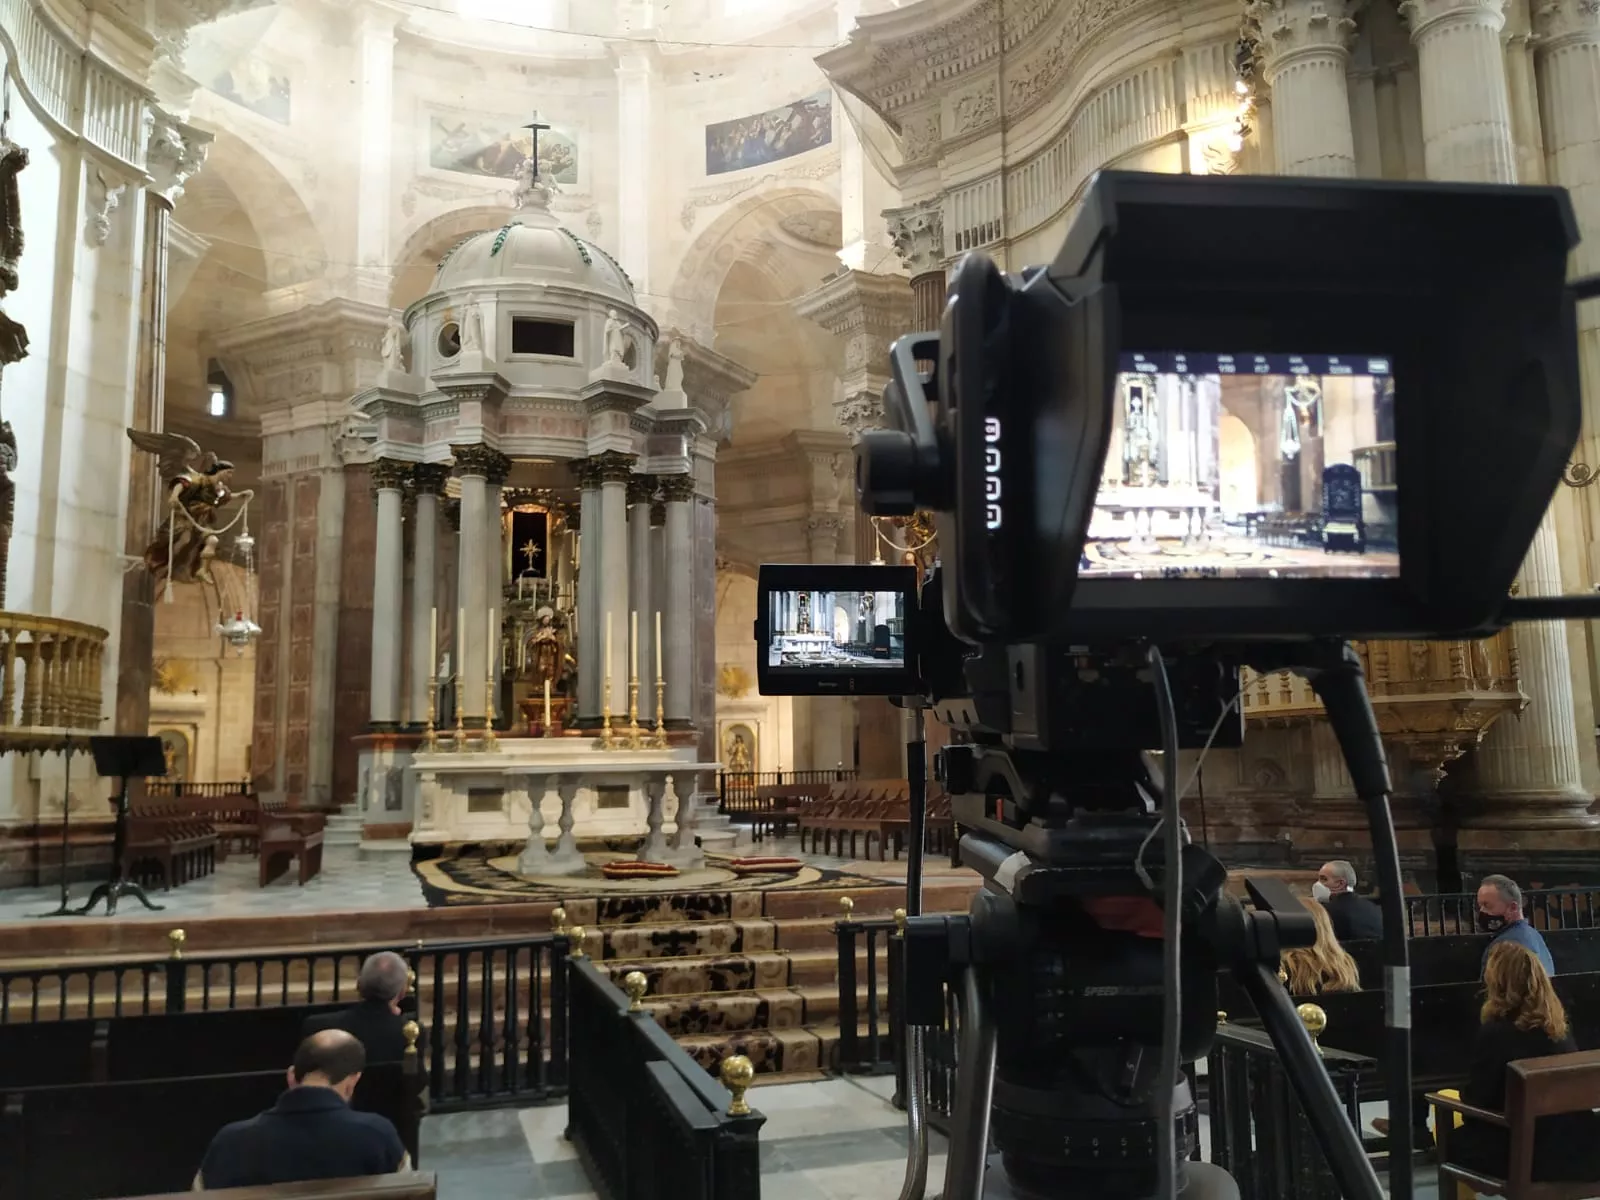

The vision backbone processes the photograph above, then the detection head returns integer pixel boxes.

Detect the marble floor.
[423,1073,1440,1199]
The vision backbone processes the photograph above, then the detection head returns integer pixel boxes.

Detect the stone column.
[1505,0,1548,185]
[408,464,447,725]
[572,458,603,725]
[808,513,852,773]
[661,472,695,728]
[615,52,653,293]
[451,445,494,725]
[368,459,408,727]
[1401,0,1518,183]
[1254,0,1360,176]
[629,473,658,721]
[353,10,397,306]
[794,269,915,441]
[484,453,509,714]
[596,451,636,720]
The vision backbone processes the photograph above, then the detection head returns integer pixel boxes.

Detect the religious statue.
[526,605,575,691]
[462,304,483,353]
[724,728,754,774]
[1122,379,1158,487]
[126,429,255,589]
[664,338,685,392]
[511,156,551,209]
[604,308,628,365]
[380,315,406,371]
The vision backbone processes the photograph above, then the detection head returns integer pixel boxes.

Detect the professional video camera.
[753,170,1600,1200]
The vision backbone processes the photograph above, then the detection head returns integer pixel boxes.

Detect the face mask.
[1477,911,1507,934]
[1312,881,1332,903]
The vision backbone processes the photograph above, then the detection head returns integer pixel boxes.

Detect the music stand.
[74,735,167,917]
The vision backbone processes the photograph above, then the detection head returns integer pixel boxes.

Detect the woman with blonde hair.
[1442,942,1599,1184]
[1282,896,1361,995]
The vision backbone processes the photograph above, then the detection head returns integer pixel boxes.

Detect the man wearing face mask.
[1314,860,1384,942]
[1477,874,1554,977]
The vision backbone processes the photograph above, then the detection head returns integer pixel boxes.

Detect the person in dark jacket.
[302,951,409,1063]
[1476,874,1556,977]
[1314,860,1384,941]
[1444,941,1600,1183]
[196,1030,409,1189]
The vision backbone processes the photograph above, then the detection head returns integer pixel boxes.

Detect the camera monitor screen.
[1085,352,1397,580]
[767,588,909,670]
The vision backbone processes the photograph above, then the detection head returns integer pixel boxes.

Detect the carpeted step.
[639,984,880,1037]
[597,919,778,960]
[674,1026,828,1080]
[600,946,882,995]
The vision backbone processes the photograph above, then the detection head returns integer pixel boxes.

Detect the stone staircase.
[681,791,750,854]
[323,802,363,850]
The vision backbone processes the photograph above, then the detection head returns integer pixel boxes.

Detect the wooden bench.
[127,808,218,888]
[259,813,325,887]
[126,1174,437,1199]
[137,787,266,860]
[1431,1050,1600,1199]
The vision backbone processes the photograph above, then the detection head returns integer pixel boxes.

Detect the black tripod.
[74,735,167,917]
[32,736,86,919]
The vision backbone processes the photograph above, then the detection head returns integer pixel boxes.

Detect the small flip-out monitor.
[754,564,919,696]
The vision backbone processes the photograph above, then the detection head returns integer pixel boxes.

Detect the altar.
[409,737,721,874]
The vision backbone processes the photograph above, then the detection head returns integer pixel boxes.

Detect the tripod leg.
[115,879,163,912]
[939,967,996,1200]
[73,883,110,915]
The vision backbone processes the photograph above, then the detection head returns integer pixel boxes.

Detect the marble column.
[1401,0,1518,183]
[1505,0,1548,185]
[1255,0,1360,176]
[484,453,509,715]
[615,52,653,294]
[408,464,447,725]
[596,451,636,720]
[572,459,603,725]
[661,473,695,728]
[451,445,495,725]
[353,10,397,305]
[368,460,408,727]
[629,473,658,722]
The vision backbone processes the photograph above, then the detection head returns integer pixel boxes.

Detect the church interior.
[0,0,1599,1198]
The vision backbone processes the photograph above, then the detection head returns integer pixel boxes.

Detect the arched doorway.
[1219,411,1259,517]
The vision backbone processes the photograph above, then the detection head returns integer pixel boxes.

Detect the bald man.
[194,1030,409,1190]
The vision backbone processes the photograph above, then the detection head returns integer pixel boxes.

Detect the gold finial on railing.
[1278,965,1290,985]
[1297,1002,1327,1050]
[720,1055,755,1116]
[550,906,568,935]
[568,926,587,959]
[1217,1011,1227,1025]
[406,968,417,993]
[624,971,649,1013]
[403,1021,420,1056]
[839,896,854,918]
[893,908,907,936]
[168,929,186,959]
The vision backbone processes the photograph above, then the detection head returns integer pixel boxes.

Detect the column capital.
[807,513,850,537]
[627,472,659,505]
[411,462,449,497]
[450,444,511,482]
[569,457,603,490]
[1399,0,1508,39]
[594,450,639,485]
[793,269,915,441]
[1533,0,1600,45]
[145,107,212,207]
[659,473,696,503]
[1247,0,1360,77]
[883,198,946,278]
[370,458,411,494]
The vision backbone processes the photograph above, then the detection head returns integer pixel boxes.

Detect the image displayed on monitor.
[1083,352,1398,580]
[767,589,908,670]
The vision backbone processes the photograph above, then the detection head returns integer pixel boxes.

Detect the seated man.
[1313,859,1384,941]
[303,950,409,1063]
[1477,873,1555,977]
[195,1029,409,1189]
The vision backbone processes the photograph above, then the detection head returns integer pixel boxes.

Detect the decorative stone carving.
[899,112,941,161]
[460,304,483,353]
[412,462,449,496]
[1534,0,1600,41]
[884,199,946,278]
[658,473,696,503]
[951,81,999,135]
[626,472,658,506]
[1399,0,1508,36]
[663,338,685,392]
[677,153,842,232]
[380,315,407,371]
[145,109,211,206]
[604,308,629,364]
[85,168,127,248]
[1247,0,1360,69]
[593,450,639,485]
[569,456,606,491]
[370,459,411,494]
[451,443,510,480]
[793,270,915,441]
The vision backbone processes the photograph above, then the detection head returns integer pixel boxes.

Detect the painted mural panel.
[428,115,579,185]
[705,91,831,176]
[210,60,292,125]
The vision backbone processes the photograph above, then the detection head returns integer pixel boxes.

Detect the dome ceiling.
[425,199,636,307]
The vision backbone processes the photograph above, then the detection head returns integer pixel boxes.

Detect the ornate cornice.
[793,270,915,441]
[1533,0,1600,45]
[627,472,658,506]
[371,458,411,493]
[659,473,696,504]
[884,198,947,278]
[593,450,638,485]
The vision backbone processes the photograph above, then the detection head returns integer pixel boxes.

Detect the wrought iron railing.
[144,780,253,798]
[716,768,857,819]
[1405,886,1600,936]
[835,914,902,1079]
[566,957,764,1200]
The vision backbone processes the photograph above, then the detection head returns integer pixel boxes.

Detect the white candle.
[487,608,496,677]
[457,607,464,679]
[630,610,638,682]
[605,611,613,691]
[655,611,662,680]
[543,678,551,729]
[429,607,437,679]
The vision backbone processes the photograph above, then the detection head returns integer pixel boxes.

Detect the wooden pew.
[0,1060,423,1200]
[127,1176,437,1199]
[259,813,325,887]
[127,1175,436,1199]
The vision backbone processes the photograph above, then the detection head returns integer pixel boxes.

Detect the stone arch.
[390,204,514,310]
[667,186,841,342]
[197,131,329,291]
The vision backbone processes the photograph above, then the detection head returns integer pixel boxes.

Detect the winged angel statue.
[126,429,254,591]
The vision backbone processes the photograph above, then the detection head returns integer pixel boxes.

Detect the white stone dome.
[430,202,634,305]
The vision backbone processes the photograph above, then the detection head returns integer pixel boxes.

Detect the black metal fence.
[0,932,569,1112]
[835,916,902,1079]
[717,769,857,820]
[1405,885,1600,936]
[567,957,764,1200]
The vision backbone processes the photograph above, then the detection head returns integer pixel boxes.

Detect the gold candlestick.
[423,675,439,752]
[626,676,643,749]
[651,678,668,748]
[483,675,498,751]
[452,676,466,751]
[600,674,616,749]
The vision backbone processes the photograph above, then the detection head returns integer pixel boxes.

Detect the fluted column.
[572,459,603,725]
[661,473,695,728]
[629,473,658,721]
[452,445,496,724]
[408,464,447,725]
[596,452,636,720]
[368,460,408,727]
[1401,0,1518,183]
[484,453,510,713]
[1254,0,1359,176]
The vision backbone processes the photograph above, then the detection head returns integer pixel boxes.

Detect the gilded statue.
[526,605,575,691]
[724,728,754,774]
[127,429,254,587]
